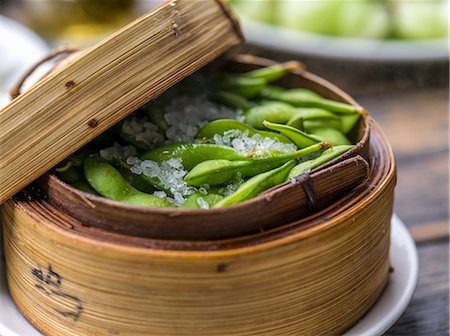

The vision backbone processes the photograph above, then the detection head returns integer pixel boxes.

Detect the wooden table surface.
[245,45,449,335]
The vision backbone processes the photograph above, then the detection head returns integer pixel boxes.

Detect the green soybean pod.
[213,91,253,111]
[303,119,343,133]
[84,157,173,208]
[288,108,342,131]
[288,145,354,179]
[182,193,224,209]
[340,113,362,134]
[214,160,296,208]
[141,143,248,171]
[263,86,367,115]
[196,119,293,144]
[263,121,323,148]
[220,76,267,99]
[185,142,329,186]
[244,101,298,129]
[310,128,351,146]
[243,61,303,83]
[115,162,155,194]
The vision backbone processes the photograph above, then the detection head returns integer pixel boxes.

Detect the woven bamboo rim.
[2,120,395,335]
[40,55,371,240]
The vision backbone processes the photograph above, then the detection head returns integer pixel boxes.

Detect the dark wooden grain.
[386,241,449,336]
[242,44,449,335]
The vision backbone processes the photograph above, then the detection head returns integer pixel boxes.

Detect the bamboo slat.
[2,120,396,335]
[0,0,243,204]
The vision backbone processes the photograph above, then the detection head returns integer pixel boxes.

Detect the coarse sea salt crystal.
[99,143,137,162]
[122,117,165,149]
[154,191,167,199]
[211,130,297,155]
[197,197,209,209]
[126,156,141,166]
[128,156,194,205]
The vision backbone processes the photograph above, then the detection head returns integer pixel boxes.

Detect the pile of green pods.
[55,62,365,209]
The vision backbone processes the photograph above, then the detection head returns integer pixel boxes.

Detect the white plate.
[241,16,449,62]
[0,215,418,336]
[0,15,50,108]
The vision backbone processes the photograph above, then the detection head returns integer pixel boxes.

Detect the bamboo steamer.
[39,55,371,241]
[2,119,395,335]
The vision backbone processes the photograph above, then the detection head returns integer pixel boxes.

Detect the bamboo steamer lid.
[0,0,243,204]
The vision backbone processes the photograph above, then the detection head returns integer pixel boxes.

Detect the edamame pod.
[303,119,343,132]
[213,91,253,110]
[310,128,351,146]
[196,119,293,144]
[243,61,303,82]
[182,193,224,209]
[284,108,340,130]
[263,121,323,148]
[262,86,367,114]
[84,157,173,208]
[141,143,248,171]
[214,160,296,208]
[220,76,267,99]
[288,145,354,179]
[340,113,361,134]
[185,142,329,186]
[115,161,155,194]
[244,101,298,129]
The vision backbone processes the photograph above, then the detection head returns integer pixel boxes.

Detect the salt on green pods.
[84,157,173,208]
[141,143,248,171]
[244,101,298,129]
[213,91,253,111]
[310,128,351,146]
[182,193,224,209]
[243,61,303,82]
[262,86,367,115]
[115,161,155,194]
[263,121,323,148]
[214,160,296,208]
[288,145,354,179]
[196,119,293,144]
[184,142,329,187]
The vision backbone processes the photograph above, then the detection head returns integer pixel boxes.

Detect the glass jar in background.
[9,0,139,46]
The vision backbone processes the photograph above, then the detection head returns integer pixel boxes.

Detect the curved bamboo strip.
[2,120,395,335]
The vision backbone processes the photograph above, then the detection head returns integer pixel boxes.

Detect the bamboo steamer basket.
[39,54,371,241]
[0,1,397,334]
[2,118,395,335]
